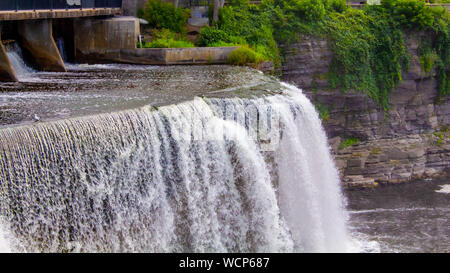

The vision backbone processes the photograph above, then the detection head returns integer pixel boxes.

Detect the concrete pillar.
[18,19,66,72]
[74,16,140,63]
[0,28,18,82]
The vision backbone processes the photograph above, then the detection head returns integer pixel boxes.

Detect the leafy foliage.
[198,4,280,66]
[197,27,246,47]
[326,8,410,110]
[141,0,449,103]
[381,0,434,29]
[227,46,264,65]
[338,137,360,150]
[315,103,330,121]
[141,29,194,48]
[140,0,190,33]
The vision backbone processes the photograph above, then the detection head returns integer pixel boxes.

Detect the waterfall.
[0,220,11,253]
[0,85,351,253]
[56,38,67,62]
[5,43,35,81]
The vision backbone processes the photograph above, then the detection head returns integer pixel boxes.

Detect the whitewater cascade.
[5,43,35,81]
[56,38,68,62]
[0,83,350,252]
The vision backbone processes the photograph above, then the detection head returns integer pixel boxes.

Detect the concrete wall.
[74,16,140,61]
[76,46,238,65]
[18,19,66,72]
[0,29,18,82]
[165,47,237,64]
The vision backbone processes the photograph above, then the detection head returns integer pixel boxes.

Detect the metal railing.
[0,0,122,11]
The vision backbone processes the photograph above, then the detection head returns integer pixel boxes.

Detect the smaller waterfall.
[56,38,67,62]
[5,43,35,81]
[0,221,11,253]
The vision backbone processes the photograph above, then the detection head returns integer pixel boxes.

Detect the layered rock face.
[281,34,450,188]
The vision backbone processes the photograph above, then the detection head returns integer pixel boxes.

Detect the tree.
[213,0,225,22]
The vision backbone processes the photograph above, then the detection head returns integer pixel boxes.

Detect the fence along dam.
[0,52,365,252]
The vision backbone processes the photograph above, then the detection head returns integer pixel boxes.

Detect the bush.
[325,0,347,13]
[381,0,434,29]
[216,5,280,65]
[141,28,194,48]
[315,103,330,121]
[338,137,360,150]
[143,39,194,48]
[418,39,439,74]
[197,27,246,47]
[292,0,326,22]
[227,46,263,65]
[140,0,190,33]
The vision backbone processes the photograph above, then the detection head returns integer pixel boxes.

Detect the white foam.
[436,184,450,194]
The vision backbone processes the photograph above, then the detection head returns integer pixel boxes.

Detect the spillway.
[0,64,351,252]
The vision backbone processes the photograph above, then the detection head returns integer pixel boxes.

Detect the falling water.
[5,43,35,81]
[56,38,67,62]
[0,84,351,252]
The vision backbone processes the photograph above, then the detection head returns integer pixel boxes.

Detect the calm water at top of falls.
[0,61,448,253]
[0,63,282,127]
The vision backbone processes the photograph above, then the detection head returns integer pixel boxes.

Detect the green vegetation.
[137,0,449,106]
[207,4,280,65]
[434,131,445,146]
[142,39,194,48]
[314,102,330,121]
[433,127,450,146]
[197,27,246,47]
[418,38,439,75]
[326,7,410,111]
[338,137,360,150]
[202,0,448,108]
[138,29,194,48]
[140,0,190,32]
[227,46,264,66]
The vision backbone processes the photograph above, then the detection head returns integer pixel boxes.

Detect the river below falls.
[347,179,450,253]
[0,62,448,253]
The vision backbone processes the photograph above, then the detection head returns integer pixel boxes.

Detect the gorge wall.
[281,33,450,188]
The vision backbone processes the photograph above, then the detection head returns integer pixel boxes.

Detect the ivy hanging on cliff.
[326,7,410,111]
[194,0,449,106]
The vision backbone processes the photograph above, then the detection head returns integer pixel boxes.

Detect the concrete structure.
[188,6,209,27]
[0,8,121,21]
[0,0,243,82]
[0,30,17,81]
[123,46,238,65]
[0,0,123,81]
[73,15,236,65]
[76,45,238,65]
[74,16,140,62]
[18,19,66,72]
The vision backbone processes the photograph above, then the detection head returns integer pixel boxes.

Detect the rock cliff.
[281,34,450,188]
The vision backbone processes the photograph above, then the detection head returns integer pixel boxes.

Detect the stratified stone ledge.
[330,133,450,189]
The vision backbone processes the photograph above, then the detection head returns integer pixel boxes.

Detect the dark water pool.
[346,179,450,253]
